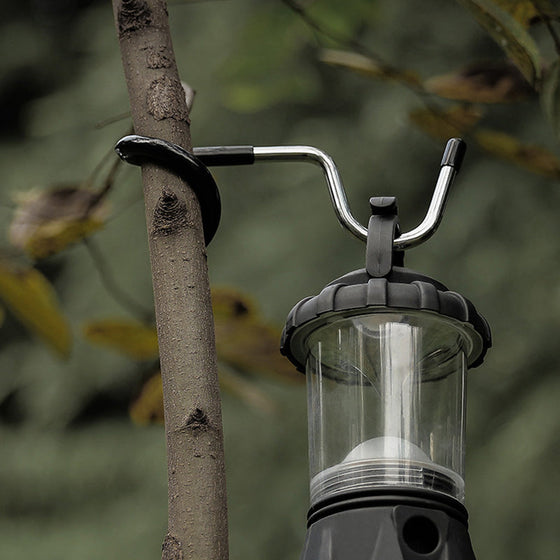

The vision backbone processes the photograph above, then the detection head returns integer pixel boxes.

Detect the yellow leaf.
[474,129,560,178]
[9,185,109,259]
[130,372,164,425]
[0,262,71,357]
[425,61,533,103]
[212,287,303,384]
[494,0,556,27]
[83,319,159,360]
[320,49,421,87]
[130,368,276,425]
[409,105,483,141]
[85,289,302,384]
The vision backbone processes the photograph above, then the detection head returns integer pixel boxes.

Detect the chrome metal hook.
[116,134,466,250]
[193,138,466,250]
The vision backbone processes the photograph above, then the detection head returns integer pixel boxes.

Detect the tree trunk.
[111,2,229,559]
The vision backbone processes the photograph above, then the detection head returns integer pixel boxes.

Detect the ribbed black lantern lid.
[281,265,492,372]
[281,198,492,373]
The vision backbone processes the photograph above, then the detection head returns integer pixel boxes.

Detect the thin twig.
[83,237,154,323]
[95,111,132,129]
[281,0,379,59]
[281,0,428,96]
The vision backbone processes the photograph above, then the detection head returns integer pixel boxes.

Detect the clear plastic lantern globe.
[298,311,482,506]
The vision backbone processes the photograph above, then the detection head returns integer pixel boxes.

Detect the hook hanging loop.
[366,197,400,278]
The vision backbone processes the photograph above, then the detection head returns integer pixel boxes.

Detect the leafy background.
[0,0,559,558]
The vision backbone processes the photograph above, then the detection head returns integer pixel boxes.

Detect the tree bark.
[111,2,229,559]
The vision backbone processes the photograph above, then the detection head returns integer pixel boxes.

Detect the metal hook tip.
[441,138,467,172]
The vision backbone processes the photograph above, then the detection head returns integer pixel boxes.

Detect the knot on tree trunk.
[162,533,183,560]
[118,0,152,36]
[152,190,190,236]
[183,407,210,434]
[148,76,190,122]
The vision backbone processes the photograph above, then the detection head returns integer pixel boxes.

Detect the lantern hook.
[115,136,465,250]
[239,139,465,250]
[194,138,465,250]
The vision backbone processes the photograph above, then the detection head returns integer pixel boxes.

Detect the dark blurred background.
[0,0,559,558]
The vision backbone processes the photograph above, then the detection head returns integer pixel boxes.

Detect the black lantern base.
[301,490,476,560]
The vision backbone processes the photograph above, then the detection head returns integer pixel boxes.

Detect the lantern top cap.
[280,266,492,372]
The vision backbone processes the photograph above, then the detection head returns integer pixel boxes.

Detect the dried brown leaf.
[474,129,560,177]
[212,287,303,384]
[9,185,109,259]
[409,105,483,141]
[425,61,533,103]
[319,49,421,87]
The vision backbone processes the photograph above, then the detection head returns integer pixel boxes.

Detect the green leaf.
[457,0,542,85]
[425,60,533,103]
[541,59,560,140]
[0,261,72,357]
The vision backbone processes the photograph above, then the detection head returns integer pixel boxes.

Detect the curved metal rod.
[252,145,367,242]
[248,139,465,249]
[116,134,464,249]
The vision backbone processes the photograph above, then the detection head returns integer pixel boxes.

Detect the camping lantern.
[115,134,491,560]
[281,141,491,560]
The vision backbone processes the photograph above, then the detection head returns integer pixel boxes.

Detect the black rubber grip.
[192,146,255,167]
[115,135,222,245]
[441,138,467,172]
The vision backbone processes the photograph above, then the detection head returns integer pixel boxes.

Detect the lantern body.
[304,310,476,506]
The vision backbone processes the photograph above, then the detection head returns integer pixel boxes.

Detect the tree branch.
[111,2,229,559]
[83,237,154,323]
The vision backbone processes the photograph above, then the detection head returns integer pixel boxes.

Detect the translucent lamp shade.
[304,310,477,506]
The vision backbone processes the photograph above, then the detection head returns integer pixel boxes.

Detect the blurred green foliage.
[0,0,559,559]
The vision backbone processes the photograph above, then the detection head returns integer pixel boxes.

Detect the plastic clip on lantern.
[281,196,491,557]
